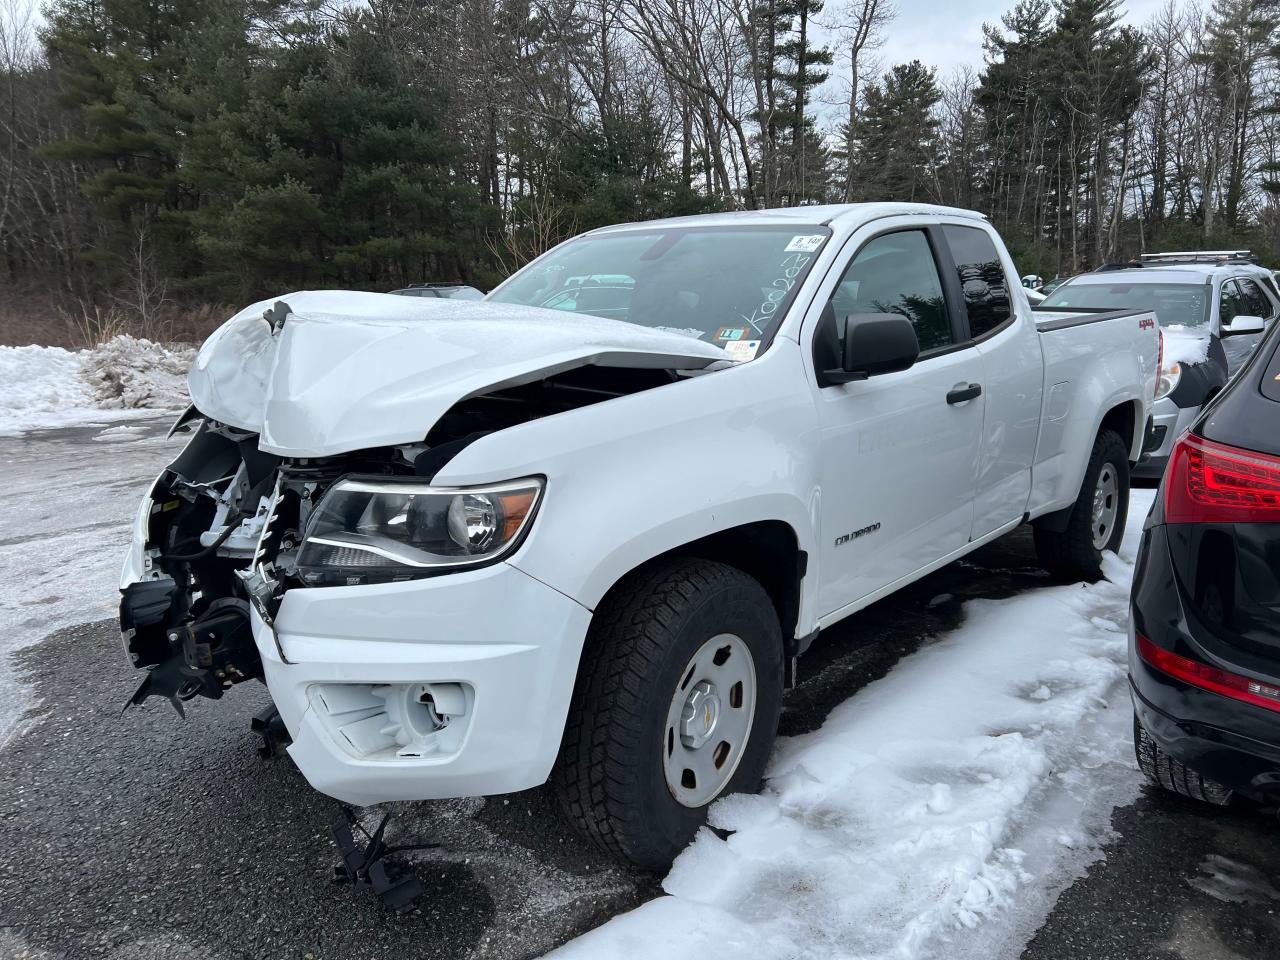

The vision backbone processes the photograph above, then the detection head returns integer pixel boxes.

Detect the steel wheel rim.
[1091,463,1119,550]
[662,633,757,808]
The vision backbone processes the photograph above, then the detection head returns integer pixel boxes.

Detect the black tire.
[1133,714,1231,806]
[554,557,783,870]
[1034,428,1130,582]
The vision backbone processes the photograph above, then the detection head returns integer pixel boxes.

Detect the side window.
[940,225,1012,338]
[1235,277,1273,320]
[829,230,952,352]
[1219,280,1244,325]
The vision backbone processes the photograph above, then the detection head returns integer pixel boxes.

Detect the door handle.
[947,383,982,405]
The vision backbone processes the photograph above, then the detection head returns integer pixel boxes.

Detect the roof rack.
[1138,250,1258,266]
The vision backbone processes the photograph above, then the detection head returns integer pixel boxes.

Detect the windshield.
[488,226,832,357]
[1041,280,1210,329]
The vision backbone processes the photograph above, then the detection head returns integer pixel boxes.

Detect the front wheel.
[1034,428,1130,582]
[554,558,783,870]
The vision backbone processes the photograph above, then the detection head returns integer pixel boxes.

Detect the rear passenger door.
[936,224,1044,540]
[808,225,986,620]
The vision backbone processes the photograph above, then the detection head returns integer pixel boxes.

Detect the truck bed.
[1027,305,1160,519]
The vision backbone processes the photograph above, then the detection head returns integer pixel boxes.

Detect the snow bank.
[0,336,193,437]
[551,490,1156,960]
[79,335,193,409]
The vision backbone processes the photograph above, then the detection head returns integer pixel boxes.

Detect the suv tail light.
[1137,634,1280,713]
[1164,433,1280,524]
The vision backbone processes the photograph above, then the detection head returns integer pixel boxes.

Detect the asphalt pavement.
[1,429,1278,960]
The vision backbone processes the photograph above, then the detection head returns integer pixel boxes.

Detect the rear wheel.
[554,558,783,870]
[1035,428,1130,582]
[1133,714,1232,806]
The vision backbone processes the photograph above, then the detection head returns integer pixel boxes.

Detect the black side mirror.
[816,309,920,386]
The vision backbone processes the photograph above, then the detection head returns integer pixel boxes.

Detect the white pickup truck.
[119,203,1159,869]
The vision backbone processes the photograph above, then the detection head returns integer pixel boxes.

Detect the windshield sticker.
[785,235,826,253]
[714,326,748,341]
[724,339,761,362]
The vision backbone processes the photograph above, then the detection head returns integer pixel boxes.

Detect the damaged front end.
[119,417,425,714]
[118,291,727,718]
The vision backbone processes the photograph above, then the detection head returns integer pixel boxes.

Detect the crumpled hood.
[188,290,727,457]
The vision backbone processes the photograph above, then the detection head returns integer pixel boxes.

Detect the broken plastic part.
[263,300,292,333]
[251,704,292,759]
[122,598,256,716]
[330,808,434,913]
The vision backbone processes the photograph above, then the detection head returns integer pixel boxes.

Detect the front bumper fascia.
[1134,397,1200,479]
[253,561,591,805]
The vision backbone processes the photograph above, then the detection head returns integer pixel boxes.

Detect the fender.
[431,339,824,629]
[1029,392,1144,523]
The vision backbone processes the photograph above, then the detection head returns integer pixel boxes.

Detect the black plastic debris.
[330,808,435,913]
[251,704,291,759]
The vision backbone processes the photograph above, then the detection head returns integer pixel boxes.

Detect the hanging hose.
[161,512,247,562]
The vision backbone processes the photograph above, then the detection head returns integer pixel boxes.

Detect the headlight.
[296,477,543,585]
[1156,361,1182,400]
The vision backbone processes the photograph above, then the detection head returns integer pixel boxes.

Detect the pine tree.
[42,0,250,289]
[188,11,478,298]
[776,0,833,203]
[1200,0,1280,231]
[850,61,942,202]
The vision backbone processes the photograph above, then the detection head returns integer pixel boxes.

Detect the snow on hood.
[1160,327,1210,367]
[189,290,728,457]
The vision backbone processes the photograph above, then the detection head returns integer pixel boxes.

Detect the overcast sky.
[852,0,1171,83]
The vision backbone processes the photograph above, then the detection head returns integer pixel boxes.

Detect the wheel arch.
[1033,404,1137,534]
[590,519,807,651]
[1100,398,1143,464]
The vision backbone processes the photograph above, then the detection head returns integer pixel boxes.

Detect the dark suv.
[1129,313,1280,805]
[389,282,485,301]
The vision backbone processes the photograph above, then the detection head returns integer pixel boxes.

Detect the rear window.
[1041,280,1210,329]
[939,225,1012,338]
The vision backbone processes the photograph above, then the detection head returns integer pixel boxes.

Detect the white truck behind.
[118,203,1159,868]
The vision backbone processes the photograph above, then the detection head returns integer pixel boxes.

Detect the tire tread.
[554,558,776,867]
[1035,428,1130,582]
[1133,714,1231,806]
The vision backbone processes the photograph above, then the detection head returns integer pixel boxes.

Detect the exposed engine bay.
[118,362,683,715]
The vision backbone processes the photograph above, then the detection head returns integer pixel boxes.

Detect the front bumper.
[254,561,591,806]
[1134,397,1199,479]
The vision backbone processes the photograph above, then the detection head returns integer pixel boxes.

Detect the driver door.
[810,226,986,622]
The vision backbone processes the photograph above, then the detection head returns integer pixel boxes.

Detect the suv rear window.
[1041,280,1210,329]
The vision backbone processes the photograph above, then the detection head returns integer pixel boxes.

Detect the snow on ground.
[0,421,184,745]
[0,336,193,437]
[552,489,1157,960]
